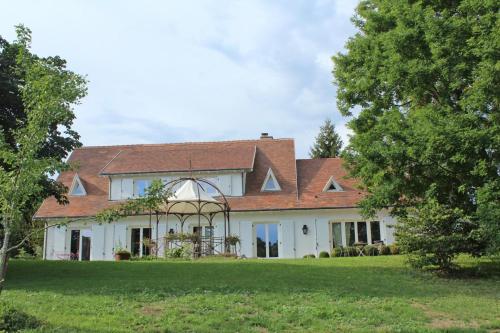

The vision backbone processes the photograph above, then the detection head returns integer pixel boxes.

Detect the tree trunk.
[0,228,11,294]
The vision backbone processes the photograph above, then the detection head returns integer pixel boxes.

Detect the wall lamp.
[302,225,309,235]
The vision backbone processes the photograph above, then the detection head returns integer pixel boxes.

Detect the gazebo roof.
[163,179,227,215]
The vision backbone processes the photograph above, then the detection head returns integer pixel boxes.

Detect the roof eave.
[99,167,254,177]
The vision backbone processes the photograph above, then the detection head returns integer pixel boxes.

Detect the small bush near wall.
[0,303,40,332]
[390,244,400,255]
[130,255,158,261]
[303,254,316,259]
[319,251,330,258]
[343,246,357,257]
[378,244,391,255]
[331,247,342,257]
[363,245,378,256]
[165,243,193,259]
[14,248,36,260]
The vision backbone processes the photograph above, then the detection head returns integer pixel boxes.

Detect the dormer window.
[323,176,343,192]
[69,174,87,196]
[261,168,281,192]
[134,179,151,197]
[201,177,218,196]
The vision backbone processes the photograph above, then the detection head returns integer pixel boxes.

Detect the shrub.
[165,243,193,259]
[225,235,240,246]
[378,244,391,255]
[319,251,330,258]
[389,244,400,255]
[396,199,483,272]
[343,246,357,257]
[363,245,378,256]
[130,255,158,261]
[15,248,34,260]
[303,254,316,259]
[331,247,342,257]
[0,304,40,332]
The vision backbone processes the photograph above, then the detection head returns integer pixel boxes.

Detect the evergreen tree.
[309,119,343,158]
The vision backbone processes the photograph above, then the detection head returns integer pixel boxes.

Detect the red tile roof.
[100,144,256,175]
[34,138,365,219]
[295,158,366,210]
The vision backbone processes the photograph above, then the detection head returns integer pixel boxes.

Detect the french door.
[255,223,279,258]
[70,229,91,261]
[131,227,152,257]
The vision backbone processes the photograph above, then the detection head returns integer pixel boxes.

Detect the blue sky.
[0,0,358,158]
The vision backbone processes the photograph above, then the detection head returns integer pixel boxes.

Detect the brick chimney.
[260,132,273,140]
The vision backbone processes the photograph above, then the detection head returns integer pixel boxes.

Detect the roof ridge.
[76,138,295,150]
[296,157,343,161]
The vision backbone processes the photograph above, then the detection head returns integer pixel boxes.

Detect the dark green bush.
[0,304,40,332]
[331,247,342,257]
[303,254,316,258]
[363,245,378,256]
[378,244,391,255]
[389,244,400,255]
[319,251,330,258]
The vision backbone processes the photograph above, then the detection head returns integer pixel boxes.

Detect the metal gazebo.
[161,177,231,256]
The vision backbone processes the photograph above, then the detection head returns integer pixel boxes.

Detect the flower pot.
[114,252,131,261]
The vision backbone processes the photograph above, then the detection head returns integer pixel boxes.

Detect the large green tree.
[333,0,499,270]
[309,118,343,158]
[0,25,86,290]
[0,26,84,257]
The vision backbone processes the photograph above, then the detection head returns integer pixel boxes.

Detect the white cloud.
[0,0,359,157]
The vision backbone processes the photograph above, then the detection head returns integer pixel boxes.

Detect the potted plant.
[114,247,131,261]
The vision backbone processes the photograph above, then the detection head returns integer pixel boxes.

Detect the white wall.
[44,208,397,261]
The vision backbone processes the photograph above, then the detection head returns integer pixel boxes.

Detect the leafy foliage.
[165,243,193,259]
[0,25,86,288]
[309,118,343,158]
[0,302,40,332]
[0,27,86,257]
[397,199,483,272]
[96,179,170,223]
[333,0,499,269]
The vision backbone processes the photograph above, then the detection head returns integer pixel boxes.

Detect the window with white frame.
[69,174,87,196]
[134,179,151,197]
[201,177,219,196]
[331,221,382,247]
[261,168,281,192]
[323,176,343,192]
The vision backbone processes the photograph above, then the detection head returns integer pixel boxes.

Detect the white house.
[35,134,396,260]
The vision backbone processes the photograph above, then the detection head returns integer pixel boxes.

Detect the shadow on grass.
[6,257,499,301]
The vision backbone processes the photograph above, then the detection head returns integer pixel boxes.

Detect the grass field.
[3,256,500,332]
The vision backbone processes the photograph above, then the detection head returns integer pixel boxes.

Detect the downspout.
[155,211,159,257]
[293,220,297,258]
[43,221,48,260]
[314,218,318,258]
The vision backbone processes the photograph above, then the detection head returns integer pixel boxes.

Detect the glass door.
[131,227,152,257]
[255,224,279,258]
[80,229,91,261]
[70,230,80,260]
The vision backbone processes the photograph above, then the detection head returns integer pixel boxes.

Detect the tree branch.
[6,217,95,253]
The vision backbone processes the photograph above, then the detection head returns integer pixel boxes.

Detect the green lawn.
[4,256,500,333]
